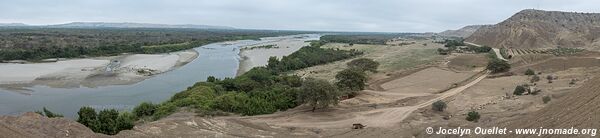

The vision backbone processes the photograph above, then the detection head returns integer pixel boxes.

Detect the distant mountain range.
[467,9,600,49]
[0,22,235,29]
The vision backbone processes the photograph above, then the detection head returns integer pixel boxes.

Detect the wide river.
[0,34,320,118]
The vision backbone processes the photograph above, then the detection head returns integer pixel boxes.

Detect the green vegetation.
[35,107,64,118]
[298,78,342,112]
[443,39,465,47]
[132,102,157,118]
[513,85,526,95]
[432,100,447,112]
[76,107,134,135]
[240,44,278,50]
[335,68,368,92]
[0,28,305,61]
[265,44,363,72]
[525,69,535,75]
[346,58,379,73]
[466,111,480,122]
[486,58,510,73]
[320,33,418,45]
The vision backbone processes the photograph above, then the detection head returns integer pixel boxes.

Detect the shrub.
[486,59,510,73]
[432,100,447,112]
[513,85,526,95]
[466,111,480,122]
[525,69,535,75]
[530,75,540,83]
[77,107,99,132]
[346,58,379,73]
[133,102,157,118]
[542,96,551,104]
[116,112,135,131]
[97,109,120,135]
[152,103,177,120]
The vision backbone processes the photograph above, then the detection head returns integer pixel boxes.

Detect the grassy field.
[292,40,445,81]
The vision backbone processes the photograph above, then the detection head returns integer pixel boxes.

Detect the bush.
[466,111,480,122]
[77,107,99,132]
[432,100,447,112]
[525,69,535,75]
[346,58,379,73]
[513,85,526,95]
[133,102,157,118]
[153,103,177,120]
[97,109,120,135]
[486,59,510,73]
[335,68,368,92]
[542,96,551,104]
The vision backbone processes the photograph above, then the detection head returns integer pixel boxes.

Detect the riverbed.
[0,34,320,118]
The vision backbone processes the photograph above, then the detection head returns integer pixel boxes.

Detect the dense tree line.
[320,33,416,45]
[0,28,307,61]
[266,42,363,72]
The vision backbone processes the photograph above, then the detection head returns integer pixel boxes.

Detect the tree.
[335,68,368,92]
[116,112,135,131]
[206,76,217,83]
[267,56,280,71]
[525,69,535,75]
[432,100,447,112]
[133,102,156,118]
[77,107,99,132]
[298,78,342,112]
[513,85,526,95]
[346,58,379,72]
[466,111,480,122]
[486,59,510,73]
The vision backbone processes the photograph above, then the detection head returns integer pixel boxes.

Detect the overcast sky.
[1,0,599,32]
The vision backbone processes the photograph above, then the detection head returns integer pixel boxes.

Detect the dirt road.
[466,42,507,61]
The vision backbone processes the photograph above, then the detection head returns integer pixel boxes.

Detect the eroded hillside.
[467,9,600,49]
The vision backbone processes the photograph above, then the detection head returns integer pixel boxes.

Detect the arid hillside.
[495,76,600,137]
[438,25,489,38]
[467,9,600,49]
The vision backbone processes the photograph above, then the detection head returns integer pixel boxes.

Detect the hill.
[48,22,235,29]
[438,25,489,38]
[466,9,600,49]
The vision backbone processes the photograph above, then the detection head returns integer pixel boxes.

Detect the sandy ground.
[237,37,312,75]
[0,50,198,89]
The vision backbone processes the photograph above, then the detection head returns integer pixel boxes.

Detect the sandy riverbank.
[236,35,315,75]
[0,50,198,90]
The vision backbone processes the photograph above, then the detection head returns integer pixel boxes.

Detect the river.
[0,34,320,118]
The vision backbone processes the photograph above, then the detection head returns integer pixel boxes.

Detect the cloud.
[1,0,599,32]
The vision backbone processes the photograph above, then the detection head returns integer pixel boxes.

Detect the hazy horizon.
[2,0,600,32]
